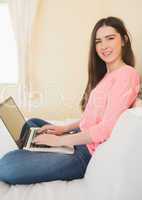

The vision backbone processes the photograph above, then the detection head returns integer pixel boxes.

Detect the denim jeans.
[0,118,91,185]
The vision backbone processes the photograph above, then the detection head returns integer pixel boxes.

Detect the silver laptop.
[0,97,74,154]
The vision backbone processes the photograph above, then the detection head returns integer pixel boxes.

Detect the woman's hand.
[32,131,92,147]
[32,134,61,147]
[37,125,68,136]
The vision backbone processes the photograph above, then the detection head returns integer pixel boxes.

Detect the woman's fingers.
[37,125,65,136]
[33,134,59,146]
[37,125,54,133]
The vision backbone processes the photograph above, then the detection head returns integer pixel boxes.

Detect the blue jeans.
[0,118,91,185]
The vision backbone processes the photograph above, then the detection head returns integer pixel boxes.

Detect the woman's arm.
[33,130,92,146]
[59,131,92,146]
[64,120,80,132]
[37,120,81,135]
[85,70,140,144]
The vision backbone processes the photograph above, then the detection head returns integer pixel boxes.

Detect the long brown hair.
[80,16,135,112]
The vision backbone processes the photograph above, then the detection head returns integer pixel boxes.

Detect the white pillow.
[85,108,142,200]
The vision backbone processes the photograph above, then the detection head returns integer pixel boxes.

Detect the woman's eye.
[108,37,114,40]
[95,41,101,44]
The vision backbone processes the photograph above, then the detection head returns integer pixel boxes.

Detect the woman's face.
[95,25,124,65]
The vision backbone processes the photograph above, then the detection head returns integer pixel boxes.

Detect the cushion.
[85,107,142,200]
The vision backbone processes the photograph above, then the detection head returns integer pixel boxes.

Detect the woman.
[0,16,140,185]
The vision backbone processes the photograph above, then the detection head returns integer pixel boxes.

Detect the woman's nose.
[101,41,108,50]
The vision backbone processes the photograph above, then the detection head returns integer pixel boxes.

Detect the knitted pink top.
[79,65,140,155]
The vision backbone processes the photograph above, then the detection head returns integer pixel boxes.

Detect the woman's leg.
[0,146,91,185]
[0,118,92,185]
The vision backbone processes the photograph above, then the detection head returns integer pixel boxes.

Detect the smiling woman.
[95,26,124,72]
[0,16,140,185]
[0,1,18,84]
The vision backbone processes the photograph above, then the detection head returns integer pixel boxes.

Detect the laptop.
[0,97,75,154]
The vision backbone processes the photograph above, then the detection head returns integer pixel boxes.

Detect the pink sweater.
[79,65,140,155]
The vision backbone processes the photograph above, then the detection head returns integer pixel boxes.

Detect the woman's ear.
[122,35,128,47]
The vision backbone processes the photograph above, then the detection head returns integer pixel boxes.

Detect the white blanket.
[1,108,142,200]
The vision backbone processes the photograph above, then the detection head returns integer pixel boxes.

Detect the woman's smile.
[101,50,113,57]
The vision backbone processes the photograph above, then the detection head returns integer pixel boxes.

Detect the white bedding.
[1,109,142,200]
[0,179,87,200]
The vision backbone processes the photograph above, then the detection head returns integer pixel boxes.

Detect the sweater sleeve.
[87,71,140,144]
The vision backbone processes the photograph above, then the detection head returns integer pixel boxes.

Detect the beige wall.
[0,0,142,120]
[28,0,105,120]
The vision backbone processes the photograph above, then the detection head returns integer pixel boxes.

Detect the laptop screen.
[0,97,26,141]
